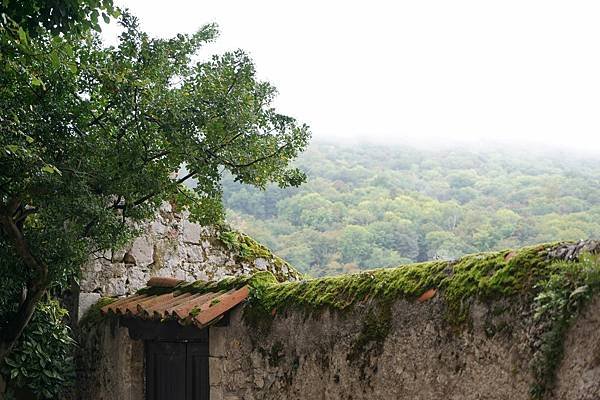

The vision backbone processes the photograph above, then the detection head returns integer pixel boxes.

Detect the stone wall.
[75,319,144,400]
[80,293,600,400]
[211,296,600,400]
[76,203,299,320]
[211,297,535,400]
[551,295,600,399]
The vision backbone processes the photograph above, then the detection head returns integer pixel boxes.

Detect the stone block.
[186,244,206,262]
[253,258,268,270]
[78,292,101,321]
[183,220,201,243]
[128,236,154,266]
[209,358,223,385]
[209,386,223,400]
[210,326,227,357]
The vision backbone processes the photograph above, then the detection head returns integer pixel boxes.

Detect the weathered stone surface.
[77,292,101,322]
[547,240,600,261]
[74,319,144,400]
[210,296,598,400]
[551,295,600,399]
[78,209,300,300]
[77,294,600,400]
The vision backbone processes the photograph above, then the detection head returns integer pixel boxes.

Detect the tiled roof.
[101,277,250,328]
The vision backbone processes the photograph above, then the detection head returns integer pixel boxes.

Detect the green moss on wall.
[78,297,117,329]
[241,242,600,399]
[219,228,302,281]
[242,243,555,329]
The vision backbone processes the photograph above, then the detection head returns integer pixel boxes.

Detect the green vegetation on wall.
[529,252,600,399]
[238,244,600,400]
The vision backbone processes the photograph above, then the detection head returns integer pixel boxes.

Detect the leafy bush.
[1,299,76,399]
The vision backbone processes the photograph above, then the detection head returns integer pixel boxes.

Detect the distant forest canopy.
[221,142,600,277]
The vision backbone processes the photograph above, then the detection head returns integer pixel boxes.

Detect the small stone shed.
[98,276,250,400]
[76,240,600,400]
[72,207,302,400]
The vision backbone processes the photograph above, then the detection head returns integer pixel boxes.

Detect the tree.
[339,225,373,266]
[0,7,310,372]
[0,0,118,36]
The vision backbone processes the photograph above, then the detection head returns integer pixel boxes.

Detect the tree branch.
[208,143,290,169]
[0,203,49,363]
[14,206,37,226]
[110,170,198,211]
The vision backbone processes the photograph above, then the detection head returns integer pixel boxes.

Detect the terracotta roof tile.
[101,294,145,314]
[149,292,196,318]
[146,276,184,288]
[101,278,249,328]
[135,293,175,316]
[170,292,219,320]
[417,288,437,302]
[194,286,250,327]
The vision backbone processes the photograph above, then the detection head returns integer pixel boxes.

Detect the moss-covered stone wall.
[77,240,600,400]
[211,240,600,400]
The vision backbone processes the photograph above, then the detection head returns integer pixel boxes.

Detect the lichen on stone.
[218,228,302,281]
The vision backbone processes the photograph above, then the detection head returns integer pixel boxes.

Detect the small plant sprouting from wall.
[529,252,600,399]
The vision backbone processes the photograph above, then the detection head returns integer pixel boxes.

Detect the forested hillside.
[222,143,600,276]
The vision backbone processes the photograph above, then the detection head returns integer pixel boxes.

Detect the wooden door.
[146,341,209,400]
[186,341,209,400]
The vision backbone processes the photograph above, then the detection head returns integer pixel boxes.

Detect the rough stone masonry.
[74,234,600,400]
[76,288,600,400]
[76,202,299,321]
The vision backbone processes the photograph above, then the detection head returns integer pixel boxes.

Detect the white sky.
[109,0,600,154]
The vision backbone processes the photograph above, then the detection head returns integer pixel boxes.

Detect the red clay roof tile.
[170,292,219,320]
[194,286,250,327]
[146,276,184,288]
[101,282,249,328]
[417,288,437,302]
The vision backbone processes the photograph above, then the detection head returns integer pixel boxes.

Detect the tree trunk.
[0,283,47,362]
[0,201,49,366]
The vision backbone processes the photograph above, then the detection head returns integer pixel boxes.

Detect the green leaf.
[569,285,589,299]
[17,27,27,44]
[4,358,19,368]
[5,144,19,154]
[50,51,60,67]
[41,164,62,175]
[31,76,43,87]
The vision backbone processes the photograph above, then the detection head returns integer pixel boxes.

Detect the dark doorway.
[145,340,209,400]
